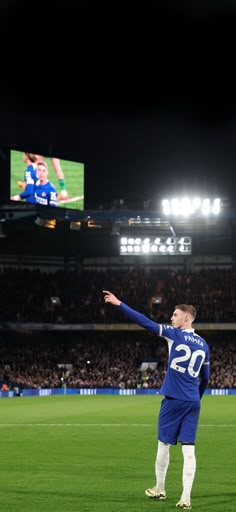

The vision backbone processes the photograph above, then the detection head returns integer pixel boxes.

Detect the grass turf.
[0,394,235,511]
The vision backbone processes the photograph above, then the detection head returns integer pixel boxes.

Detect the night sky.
[1,0,236,210]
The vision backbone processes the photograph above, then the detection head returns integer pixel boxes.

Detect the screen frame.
[9,147,85,216]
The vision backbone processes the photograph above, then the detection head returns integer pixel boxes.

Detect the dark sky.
[1,0,236,209]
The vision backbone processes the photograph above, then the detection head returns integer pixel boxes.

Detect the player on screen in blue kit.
[11,152,38,204]
[35,161,58,207]
[103,290,210,511]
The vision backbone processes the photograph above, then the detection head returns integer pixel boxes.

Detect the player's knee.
[159,441,170,447]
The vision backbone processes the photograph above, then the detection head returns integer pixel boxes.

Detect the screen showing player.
[10,149,84,210]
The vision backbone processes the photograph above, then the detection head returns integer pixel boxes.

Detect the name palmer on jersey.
[160,326,204,347]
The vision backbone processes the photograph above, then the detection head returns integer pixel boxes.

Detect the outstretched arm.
[102,290,160,334]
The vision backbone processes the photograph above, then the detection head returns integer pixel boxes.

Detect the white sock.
[181,444,196,503]
[155,441,170,492]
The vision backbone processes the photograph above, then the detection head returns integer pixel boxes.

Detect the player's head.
[37,161,49,182]
[23,152,38,163]
[171,304,197,328]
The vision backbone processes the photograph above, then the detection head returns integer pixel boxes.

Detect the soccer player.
[35,155,69,200]
[102,290,210,510]
[35,161,58,207]
[11,152,38,204]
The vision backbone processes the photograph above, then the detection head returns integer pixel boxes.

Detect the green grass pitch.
[0,394,235,512]
[10,150,85,210]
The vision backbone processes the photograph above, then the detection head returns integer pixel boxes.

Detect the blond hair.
[175,304,197,321]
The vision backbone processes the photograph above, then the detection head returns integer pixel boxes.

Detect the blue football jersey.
[20,164,38,204]
[120,302,210,401]
[158,324,209,400]
[35,181,58,206]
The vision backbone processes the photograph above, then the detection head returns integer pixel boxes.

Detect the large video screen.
[10,149,84,210]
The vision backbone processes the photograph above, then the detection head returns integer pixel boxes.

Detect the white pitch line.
[0,423,153,427]
[58,195,84,204]
[0,423,235,427]
[199,424,236,427]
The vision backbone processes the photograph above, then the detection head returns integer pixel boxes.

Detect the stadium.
[0,166,235,512]
[0,1,236,511]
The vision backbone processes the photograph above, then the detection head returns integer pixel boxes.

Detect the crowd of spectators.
[0,266,236,391]
[0,331,235,391]
[1,267,236,323]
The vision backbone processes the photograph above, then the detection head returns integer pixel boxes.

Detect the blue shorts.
[158,397,200,445]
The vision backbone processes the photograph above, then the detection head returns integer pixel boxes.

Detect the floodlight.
[142,244,150,253]
[151,245,158,252]
[212,198,221,214]
[119,235,192,256]
[161,197,221,216]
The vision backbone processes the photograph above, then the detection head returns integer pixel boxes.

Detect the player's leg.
[17,181,26,190]
[176,400,200,510]
[145,441,170,499]
[155,440,170,495]
[145,397,179,499]
[176,444,195,509]
[51,157,69,200]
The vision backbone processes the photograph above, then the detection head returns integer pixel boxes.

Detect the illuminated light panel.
[120,236,192,256]
[162,197,221,216]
